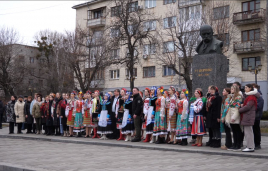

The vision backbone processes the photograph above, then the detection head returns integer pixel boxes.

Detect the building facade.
[72,0,267,110]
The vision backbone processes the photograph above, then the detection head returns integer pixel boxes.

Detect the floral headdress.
[78,91,83,97]
[145,87,150,92]
[71,91,77,95]
[170,86,176,92]
[158,86,164,95]
[121,88,127,93]
[86,90,92,95]
[181,88,189,97]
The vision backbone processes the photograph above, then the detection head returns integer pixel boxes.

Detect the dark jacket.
[132,93,143,116]
[24,100,33,124]
[6,100,16,123]
[239,89,260,126]
[53,97,62,126]
[256,90,264,120]
[0,100,4,116]
[206,93,222,129]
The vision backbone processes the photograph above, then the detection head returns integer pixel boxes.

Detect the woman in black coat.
[206,86,222,148]
[24,96,33,133]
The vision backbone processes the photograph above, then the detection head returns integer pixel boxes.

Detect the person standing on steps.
[131,87,143,142]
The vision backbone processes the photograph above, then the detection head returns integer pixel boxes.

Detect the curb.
[0,165,34,171]
[1,135,267,159]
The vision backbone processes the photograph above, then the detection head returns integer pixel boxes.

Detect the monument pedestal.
[192,54,228,96]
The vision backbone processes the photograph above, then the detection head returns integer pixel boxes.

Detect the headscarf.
[151,86,157,97]
[104,93,110,101]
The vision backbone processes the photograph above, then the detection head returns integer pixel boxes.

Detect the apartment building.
[72,0,267,110]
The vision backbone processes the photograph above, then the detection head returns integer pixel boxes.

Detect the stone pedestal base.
[192,54,228,96]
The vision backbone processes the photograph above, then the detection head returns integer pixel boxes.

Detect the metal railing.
[233,39,266,53]
[233,8,266,25]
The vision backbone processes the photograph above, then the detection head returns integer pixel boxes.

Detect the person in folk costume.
[97,93,113,140]
[66,91,76,137]
[73,92,84,137]
[153,87,167,144]
[40,94,47,135]
[83,90,94,138]
[191,89,206,147]
[142,88,150,141]
[56,93,68,137]
[92,90,102,138]
[143,87,157,143]
[120,91,135,141]
[175,89,191,146]
[116,88,127,141]
[40,96,49,135]
[166,86,177,144]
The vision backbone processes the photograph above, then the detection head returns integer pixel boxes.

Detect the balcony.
[178,0,202,8]
[233,8,266,25]
[233,39,266,54]
[87,17,106,28]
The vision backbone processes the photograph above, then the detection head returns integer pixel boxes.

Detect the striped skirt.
[191,115,206,136]
[67,116,75,127]
[166,109,177,132]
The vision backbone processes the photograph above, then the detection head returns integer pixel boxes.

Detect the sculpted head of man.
[200,25,214,44]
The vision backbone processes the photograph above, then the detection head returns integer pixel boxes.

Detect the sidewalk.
[1,126,268,159]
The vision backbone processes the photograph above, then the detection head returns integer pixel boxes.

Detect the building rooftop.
[72,0,103,9]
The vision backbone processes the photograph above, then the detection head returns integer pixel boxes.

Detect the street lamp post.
[248,64,262,84]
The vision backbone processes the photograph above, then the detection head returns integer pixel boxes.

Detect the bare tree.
[34,30,74,93]
[62,27,112,93]
[107,0,156,90]
[154,5,202,96]
[0,27,25,99]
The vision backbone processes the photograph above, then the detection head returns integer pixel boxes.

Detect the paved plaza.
[0,126,268,171]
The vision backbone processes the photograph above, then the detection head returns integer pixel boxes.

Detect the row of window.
[109,56,261,80]
[110,66,175,79]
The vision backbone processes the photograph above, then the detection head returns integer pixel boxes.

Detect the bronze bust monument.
[196,24,223,55]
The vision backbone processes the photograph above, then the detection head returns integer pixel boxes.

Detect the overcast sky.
[0,1,87,46]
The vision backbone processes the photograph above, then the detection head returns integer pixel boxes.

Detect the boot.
[210,139,215,147]
[117,132,125,141]
[213,139,221,148]
[125,135,130,142]
[92,128,100,138]
[206,138,212,146]
[155,137,164,144]
[150,136,156,143]
[143,134,151,143]
[63,131,67,137]
[100,134,107,140]
[181,139,188,146]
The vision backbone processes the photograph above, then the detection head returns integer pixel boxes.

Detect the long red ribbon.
[85,110,88,118]
[68,107,74,121]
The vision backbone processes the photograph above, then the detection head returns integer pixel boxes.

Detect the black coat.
[0,100,4,116]
[206,93,222,129]
[24,101,33,124]
[47,100,54,126]
[132,94,143,116]
[53,97,62,126]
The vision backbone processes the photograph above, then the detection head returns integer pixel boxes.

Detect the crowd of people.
[0,82,264,152]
